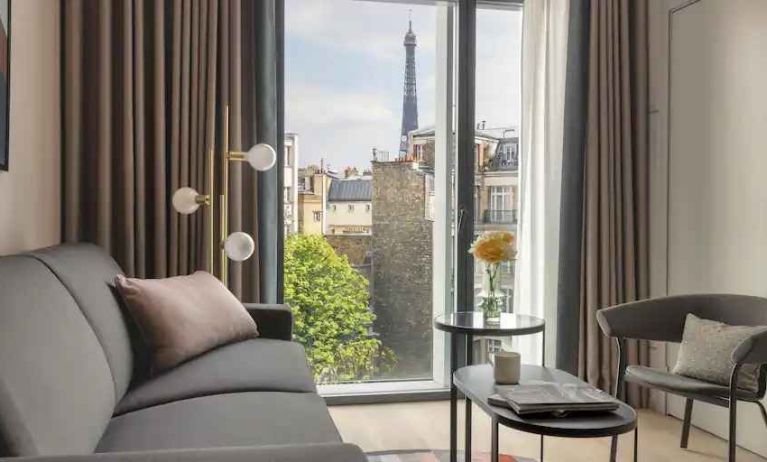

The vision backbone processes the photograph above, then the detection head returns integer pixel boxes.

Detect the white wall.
[0,1,60,255]
[648,0,767,456]
[327,201,372,230]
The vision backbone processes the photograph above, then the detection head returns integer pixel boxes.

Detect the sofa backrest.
[28,244,139,400]
[0,256,115,456]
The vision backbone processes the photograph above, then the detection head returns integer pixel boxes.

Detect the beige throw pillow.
[115,271,258,374]
[673,313,766,393]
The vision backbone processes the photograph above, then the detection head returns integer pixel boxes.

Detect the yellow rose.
[469,231,517,264]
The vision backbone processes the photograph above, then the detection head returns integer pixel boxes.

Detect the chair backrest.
[0,255,115,456]
[598,293,767,343]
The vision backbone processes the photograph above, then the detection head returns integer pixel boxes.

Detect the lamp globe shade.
[172,187,202,215]
[224,232,255,262]
[246,143,277,171]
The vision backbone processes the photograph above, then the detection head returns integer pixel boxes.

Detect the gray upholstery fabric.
[0,244,362,460]
[626,365,758,401]
[115,339,315,415]
[244,304,294,341]
[597,294,767,343]
[28,244,137,400]
[0,257,115,456]
[733,329,767,365]
[97,393,341,453]
[6,443,366,462]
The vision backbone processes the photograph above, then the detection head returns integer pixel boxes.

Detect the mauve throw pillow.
[673,313,766,393]
[114,271,258,374]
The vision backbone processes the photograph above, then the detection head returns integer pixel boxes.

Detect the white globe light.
[224,232,255,262]
[172,187,202,215]
[246,143,277,171]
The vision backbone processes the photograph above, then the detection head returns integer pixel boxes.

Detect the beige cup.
[491,351,521,384]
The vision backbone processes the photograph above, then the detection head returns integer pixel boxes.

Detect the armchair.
[597,294,767,462]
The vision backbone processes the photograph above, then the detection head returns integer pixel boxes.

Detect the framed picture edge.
[0,0,10,172]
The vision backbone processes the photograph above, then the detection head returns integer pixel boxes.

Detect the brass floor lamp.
[172,107,276,286]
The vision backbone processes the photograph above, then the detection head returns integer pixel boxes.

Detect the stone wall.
[371,161,433,380]
[325,234,371,266]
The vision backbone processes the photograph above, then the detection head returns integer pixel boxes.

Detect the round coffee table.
[454,364,637,462]
[434,312,545,462]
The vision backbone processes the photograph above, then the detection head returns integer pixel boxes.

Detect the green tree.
[284,234,395,383]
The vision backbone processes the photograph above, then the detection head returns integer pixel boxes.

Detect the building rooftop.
[409,125,518,141]
[328,179,372,202]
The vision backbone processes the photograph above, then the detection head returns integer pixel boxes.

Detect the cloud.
[286,82,401,169]
[286,0,437,63]
[287,83,397,126]
[285,1,522,168]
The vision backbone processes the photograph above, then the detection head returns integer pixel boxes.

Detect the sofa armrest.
[244,303,293,341]
[4,443,365,462]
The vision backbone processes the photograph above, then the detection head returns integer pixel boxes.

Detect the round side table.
[434,312,545,462]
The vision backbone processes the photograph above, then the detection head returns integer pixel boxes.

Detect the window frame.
[284,0,523,401]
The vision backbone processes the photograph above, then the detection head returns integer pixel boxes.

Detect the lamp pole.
[172,105,276,288]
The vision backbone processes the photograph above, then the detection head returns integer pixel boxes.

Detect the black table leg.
[491,417,499,462]
[465,334,473,462]
[634,426,638,462]
[540,435,544,462]
[450,333,458,462]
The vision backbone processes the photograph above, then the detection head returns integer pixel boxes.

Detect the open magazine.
[488,382,619,416]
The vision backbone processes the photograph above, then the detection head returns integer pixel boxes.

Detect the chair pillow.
[115,271,258,374]
[673,313,766,393]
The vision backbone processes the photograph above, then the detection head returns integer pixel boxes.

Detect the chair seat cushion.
[626,365,759,400]
[115,339,316,415]
[98,392,340,453]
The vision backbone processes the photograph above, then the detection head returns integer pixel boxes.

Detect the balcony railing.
[480,209,517,225]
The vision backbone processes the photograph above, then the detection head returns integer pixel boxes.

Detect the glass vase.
[480,262,503,324]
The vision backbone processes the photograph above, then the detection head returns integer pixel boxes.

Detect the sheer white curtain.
[511,0,569,365]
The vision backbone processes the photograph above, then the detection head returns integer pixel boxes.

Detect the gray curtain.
[557,0,650,407]
[62,0,280,303]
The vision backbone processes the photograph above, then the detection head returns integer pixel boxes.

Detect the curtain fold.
[63,0,279,303]
[556,0,589,375]
[514,0,570,365]
[556,0,650,406]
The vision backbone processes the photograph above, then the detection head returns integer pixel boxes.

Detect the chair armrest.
[4,443,366,462]
[732,329,767,365]
[244,303,293,341]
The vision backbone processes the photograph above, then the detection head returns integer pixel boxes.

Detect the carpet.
[366,450,535,461]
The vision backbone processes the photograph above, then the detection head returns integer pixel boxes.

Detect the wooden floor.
[330,401,767,461]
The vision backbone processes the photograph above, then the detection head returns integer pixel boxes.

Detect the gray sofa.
[0,244,365,462]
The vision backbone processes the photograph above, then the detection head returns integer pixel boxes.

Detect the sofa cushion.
[14,444,367,462]
[97,392,340,453]
[28,244,138,400]
[115,339,316,415]
[0,256,115,456]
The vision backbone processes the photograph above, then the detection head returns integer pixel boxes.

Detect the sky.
[285,0,522,172]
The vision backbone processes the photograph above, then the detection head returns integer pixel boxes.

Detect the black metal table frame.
[437,317,546,462]
[484,406,638,462]
[455,364,639,462]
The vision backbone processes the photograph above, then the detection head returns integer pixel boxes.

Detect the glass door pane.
[472,4,522,314]
[284,0,453,386]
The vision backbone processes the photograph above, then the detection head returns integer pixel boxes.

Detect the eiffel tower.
[399,14,418,157]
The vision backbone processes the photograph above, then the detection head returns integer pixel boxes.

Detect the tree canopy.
[284,234,395,383]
